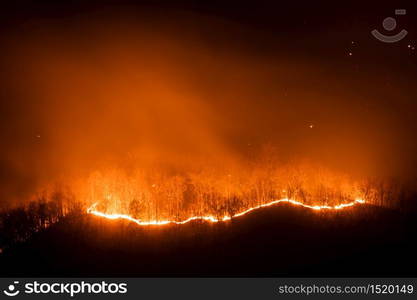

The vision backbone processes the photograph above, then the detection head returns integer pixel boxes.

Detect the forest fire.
[75,161,372,227]
[87,198,366,226]
[1,0,417,281]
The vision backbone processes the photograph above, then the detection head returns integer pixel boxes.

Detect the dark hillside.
[1,204,416,277]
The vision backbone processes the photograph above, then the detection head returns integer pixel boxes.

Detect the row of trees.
[1,161,416,251]
[0,189,82,251]
[79,163,416,222]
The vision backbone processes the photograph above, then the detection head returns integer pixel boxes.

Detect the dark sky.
[0,0,417,205]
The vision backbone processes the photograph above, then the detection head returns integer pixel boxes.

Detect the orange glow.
[87,198,365,226]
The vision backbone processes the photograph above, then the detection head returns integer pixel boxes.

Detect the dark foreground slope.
[1,204,416,277]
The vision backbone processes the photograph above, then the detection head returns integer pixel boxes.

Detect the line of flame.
[86,198,365,226]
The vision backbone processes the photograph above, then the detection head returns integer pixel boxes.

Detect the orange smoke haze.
[0,8,416,207]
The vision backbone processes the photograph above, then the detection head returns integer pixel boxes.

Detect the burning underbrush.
[78,162,366,223]
[1,155,415,251]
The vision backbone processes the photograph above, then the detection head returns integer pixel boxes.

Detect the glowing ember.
[87,198,365,226]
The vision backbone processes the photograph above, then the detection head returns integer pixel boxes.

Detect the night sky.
[0,0,417,206]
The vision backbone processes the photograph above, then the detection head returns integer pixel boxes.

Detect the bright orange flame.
[87,198,365,226]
